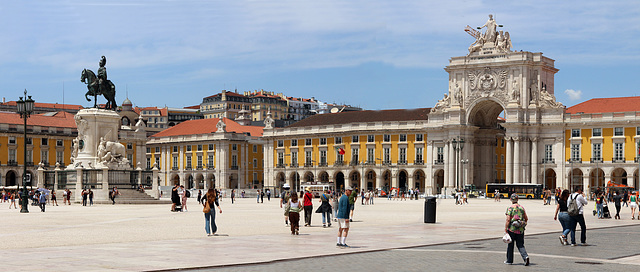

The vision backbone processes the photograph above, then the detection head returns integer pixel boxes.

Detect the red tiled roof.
[204,91,247,99]
[2,101,84,110]
[566,97,640,114]
[150,118,263,138]
[286,108,430,128]
[135,107,168,116]
[184,105,200,109]
[0,111,76,128]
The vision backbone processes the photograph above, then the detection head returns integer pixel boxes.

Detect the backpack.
[185,190,191,197]
[568,194,580,216]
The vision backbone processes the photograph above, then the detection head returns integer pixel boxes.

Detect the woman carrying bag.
[203,188,222,236]
[504,193,530,266]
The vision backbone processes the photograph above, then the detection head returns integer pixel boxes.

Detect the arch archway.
[544,169,557,190]
[186,174,194,189]
[289,172,300,192]
[5,171,17,187]
[319,171,329,183]
[276,172,286,188]
[349,171,360,190]
[335,172,345,192]
[206,173,215,189]
[413,169,426,193]
[304,171,314,183]
[365,170,376,191]
[229,173,238,189]
[569,168,583,191]
[466,99,506,188]
[634,169,639,190]
[589,168,605,191]
[398,170,408,192]
[171,174,180,186]
[382,170,392,192]
[612,168,627,185]
[434,169,444,194]
[195,174,204,189]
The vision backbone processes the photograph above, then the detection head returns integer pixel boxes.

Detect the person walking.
[553,189,571,245]
[180,185,188,212]
[51,190,58,206]
[568,186,588,246]
[317,190,332,228]
[197,190,202,205]
[629,192,638,220]
[260,190,265,203]
[39,192,47,212]
[349,187,358,222]
[595,192,606,219]
[288,192,302,235]
[280,184,292,226]
[504,193,529,266]
[65,189,71,205]
[612,192,622,220]
[336,186,352,248]
[231,189,235,204]
[332,191,339,222]
[88,189,94,206]
[110,187,119,205]
[62,189,67,205]
[203,188,222,236]
[9,192,17,209]
[303,187,314,227]
[266,189,271,201]
[256,189,261,203]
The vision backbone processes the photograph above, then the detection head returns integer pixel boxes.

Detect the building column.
[391,169,398,189]
[465,140,474,186]
[448,140,456,188]
[408,174,415,191]
[426,141,434,194]
[443,141,450,190]
[513,137,521,183]
[531,137,538,184]
[506,137,513,184]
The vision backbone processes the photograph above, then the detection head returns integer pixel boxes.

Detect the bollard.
[424,196,436,223]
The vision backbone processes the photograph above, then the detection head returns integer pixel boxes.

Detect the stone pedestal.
[68,108,127,170]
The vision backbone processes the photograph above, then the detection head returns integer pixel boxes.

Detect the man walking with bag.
[336,186,353,248]
[568,186,588,246]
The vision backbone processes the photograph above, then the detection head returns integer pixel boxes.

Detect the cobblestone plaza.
[3,197,640,271]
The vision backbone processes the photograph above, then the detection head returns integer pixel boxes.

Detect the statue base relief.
[67,108,130,170]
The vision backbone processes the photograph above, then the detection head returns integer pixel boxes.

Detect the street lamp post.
[461,159,469,189]
[17,90,34,213]
[452,136,465,190]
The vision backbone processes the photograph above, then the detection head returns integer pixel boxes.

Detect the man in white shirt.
[568,186,589,246]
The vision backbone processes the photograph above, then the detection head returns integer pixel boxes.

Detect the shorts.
[337,218,350,229]
[350,204,355,211]
[630,202,638,209]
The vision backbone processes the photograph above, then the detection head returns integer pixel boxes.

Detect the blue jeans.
[506,231,528,264]
[596,204,603,218]
[322,211,331,224]
[569,214,587,244]
[204,210,217,235]
[558,212,571,237]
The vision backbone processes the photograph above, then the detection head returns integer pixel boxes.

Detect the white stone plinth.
[69,108,121,170]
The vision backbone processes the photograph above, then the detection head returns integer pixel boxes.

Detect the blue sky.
[0,1,639,110]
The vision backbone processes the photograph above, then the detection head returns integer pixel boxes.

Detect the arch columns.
[531,137,538,184]
[513,137,521,183]
[506,137,513,184]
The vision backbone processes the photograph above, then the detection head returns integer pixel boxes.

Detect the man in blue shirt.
[336,186,352,248]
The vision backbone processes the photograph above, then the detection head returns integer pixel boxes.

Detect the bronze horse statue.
[81,68,117,110]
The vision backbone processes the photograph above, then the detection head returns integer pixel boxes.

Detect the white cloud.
[564,89,583,101]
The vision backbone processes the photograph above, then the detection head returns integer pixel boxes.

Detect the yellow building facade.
[146,118,264,191]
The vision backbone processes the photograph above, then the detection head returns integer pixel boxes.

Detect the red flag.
[339,148,345,155]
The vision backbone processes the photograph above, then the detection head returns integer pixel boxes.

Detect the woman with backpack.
[553,189,571,245]
[288,192,302,235]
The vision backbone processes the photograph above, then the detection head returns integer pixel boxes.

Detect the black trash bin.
[424,196,436,223]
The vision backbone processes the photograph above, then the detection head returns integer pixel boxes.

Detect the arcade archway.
[467,99,506,189]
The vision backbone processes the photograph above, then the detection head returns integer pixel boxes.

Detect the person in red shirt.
[303,188,314,226]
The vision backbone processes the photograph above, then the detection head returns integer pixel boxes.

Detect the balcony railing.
[635,157,640,163]
[382,161,392,166]
[613,158,625,163]
[230,165,238,170]
[276,163,286,168]
[349,161,359,166]
[541,158,555,164]
[196,166,203,170]
[172,166,179,170]
[319,162,328,167]
[567,159,582,163]
[185,165,192,170]
[364,161,376,166]
[434,160,444,165]
[414,160,424,165]
[397,160,407,165]
[207,165,215,170]
[590,158,603,163]
[334,161,344,167]
[290,163,298,168]
[26,162,34,167]
[304,162,313,167]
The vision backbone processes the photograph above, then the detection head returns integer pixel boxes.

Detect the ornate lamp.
[17,90,34,213]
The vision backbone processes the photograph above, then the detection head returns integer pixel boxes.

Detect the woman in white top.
[288,193,302,235]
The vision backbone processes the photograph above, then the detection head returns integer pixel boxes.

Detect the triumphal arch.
[425,15,566,194]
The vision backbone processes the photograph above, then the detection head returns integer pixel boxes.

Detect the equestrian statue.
[81,56,117,110]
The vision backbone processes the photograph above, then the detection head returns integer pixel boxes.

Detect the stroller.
[174,203,182,212]
[602,203,611,219]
